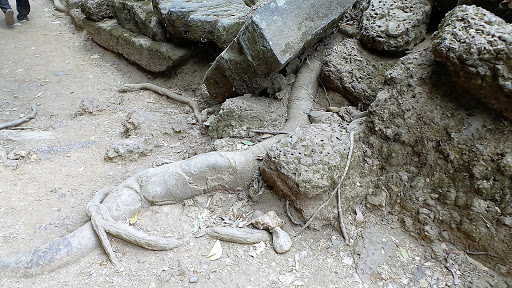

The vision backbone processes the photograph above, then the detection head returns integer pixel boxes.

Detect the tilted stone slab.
[204,0,357,102]
[112,0,168,42]
[153,0,251,49]
[432,5,512,121]
[359,0,432,52]
[83,19,194,73]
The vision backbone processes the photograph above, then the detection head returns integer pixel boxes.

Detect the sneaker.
[17,15,28,22]
[5,9,14,26]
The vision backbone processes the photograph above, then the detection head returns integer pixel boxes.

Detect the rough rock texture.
[81,0,114,21]
[206,94,286,139]
[359,0,432,52]
[432,5,512,121]
[251,210,283,230]
[153,0,251,49]
[363,49,512,270]
[262,120,368,225]
[83,19,194,72]
[320,33,399,107]
[112,0,168,42]
[67,0,85,29]
[338,0,371,38]
[457,0,512,22]
[104,138,155,162]
[204,0,357,102]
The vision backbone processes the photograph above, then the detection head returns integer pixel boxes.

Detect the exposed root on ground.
[118,83,203,125]
[0,58,322,277]
[0,103,37,130]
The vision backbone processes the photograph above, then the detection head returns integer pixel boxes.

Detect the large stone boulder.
[320,33,399,107]
[83,19,194,72]
[112,0,168,42]
[363,49,512,270]
[204,0,358,102]
[359,0,432,52]
[152,0,251,49]
[81,0,114,21]
[432,5,512,121]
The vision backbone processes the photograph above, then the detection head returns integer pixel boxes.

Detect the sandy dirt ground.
[0,1,510,287]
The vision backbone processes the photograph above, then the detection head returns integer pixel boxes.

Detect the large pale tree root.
[0,59,321,277]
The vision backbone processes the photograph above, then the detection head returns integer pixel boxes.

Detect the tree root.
[0,58,322,276]
[0,103,37,130]
[117,83,203,125]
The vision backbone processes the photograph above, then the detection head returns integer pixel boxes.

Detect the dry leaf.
[129,212,139,225]
[207,240,222,261]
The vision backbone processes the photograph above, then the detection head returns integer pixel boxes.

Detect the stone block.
[153,0,251,48]
[204,0,357,102]
[320,33,398,107]
[112,0,168,42]
[84,19,194,72]
[81,0,114,21]
[359,0,432,52]
[432,5,512,120]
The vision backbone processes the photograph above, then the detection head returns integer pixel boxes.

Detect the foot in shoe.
[5,9,14,26]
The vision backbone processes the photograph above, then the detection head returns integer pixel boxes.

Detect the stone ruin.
[60,0,511,277]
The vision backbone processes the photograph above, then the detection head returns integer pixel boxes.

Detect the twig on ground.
[117,83,203,125]
[251,129,289,135]
[0,103,37,130]
[465,250,489,255]
[295,120,362,244]
[286,199,304,226]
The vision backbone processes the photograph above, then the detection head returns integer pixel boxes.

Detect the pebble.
[272,227,292,254]
[189,276,198,283]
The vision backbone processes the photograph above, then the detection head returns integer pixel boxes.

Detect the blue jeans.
[0,0,30,19]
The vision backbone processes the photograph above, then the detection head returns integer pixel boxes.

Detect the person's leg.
[0,0,12,13]
[1,0,14,26]
[15,0,29,21]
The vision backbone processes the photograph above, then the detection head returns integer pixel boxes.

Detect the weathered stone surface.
[251,211,283,230]
[83,19,193,73]
[359,0,432,52]
[206,94,287,139]
[204,0,357,102]
[69,8,86,29]
[104,138,155,162]
[363,49,512,269]
[338,0,370,38]
[112,0,168,42]
[271,227,292,254]
[457,0,512,22]
[262,121,360,224]
[432,5,512,120]
[81,0,114,21]
[320,33,399,106]
[153,0,251,49]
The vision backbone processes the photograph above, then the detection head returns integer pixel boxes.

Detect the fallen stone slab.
[112,0,168,42]
[204,0,357,102]
[359,0,432,52]
[320,33,399,107]
[432,5,512,120]
[153,0,251,49]
[83,19,194,73]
